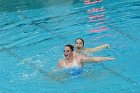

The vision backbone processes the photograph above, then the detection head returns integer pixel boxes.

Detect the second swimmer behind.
[74,38,110,56]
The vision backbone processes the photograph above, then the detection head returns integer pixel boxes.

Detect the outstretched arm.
[85,44,110,53]
[81,56,115,63]
[56,60,64,69]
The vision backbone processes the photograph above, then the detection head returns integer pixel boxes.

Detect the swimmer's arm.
[56,60,64,69]
[81,56,115,63]
[85,44,110,53]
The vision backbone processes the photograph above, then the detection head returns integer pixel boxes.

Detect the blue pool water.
[0,0,140,93]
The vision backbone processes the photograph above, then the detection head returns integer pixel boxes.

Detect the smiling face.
[75,39,84,50]
[64,46,73,59]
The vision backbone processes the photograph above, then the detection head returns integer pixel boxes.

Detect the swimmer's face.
[75,39,84,49]
[64,46,73,59]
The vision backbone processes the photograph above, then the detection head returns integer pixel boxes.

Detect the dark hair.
[65,44,74,51]
[75,38,84,46]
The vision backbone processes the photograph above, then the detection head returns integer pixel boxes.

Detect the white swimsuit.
[63,58,82,75]
[63,58,81,68]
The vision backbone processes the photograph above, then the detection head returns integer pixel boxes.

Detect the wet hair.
[65,44,74,51]
[75,38,84,46]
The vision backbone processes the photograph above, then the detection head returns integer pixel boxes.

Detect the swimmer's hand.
[97,57,116,61]
[108,57,116,60]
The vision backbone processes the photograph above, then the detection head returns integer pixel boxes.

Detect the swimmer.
[49,44,115,82]
[57,44,115,69]
[74,38,110,56]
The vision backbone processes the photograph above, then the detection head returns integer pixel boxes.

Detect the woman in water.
[57,44,115,75]
[74,38,110,56]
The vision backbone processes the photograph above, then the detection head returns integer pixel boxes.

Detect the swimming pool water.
[0,0,140,93]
